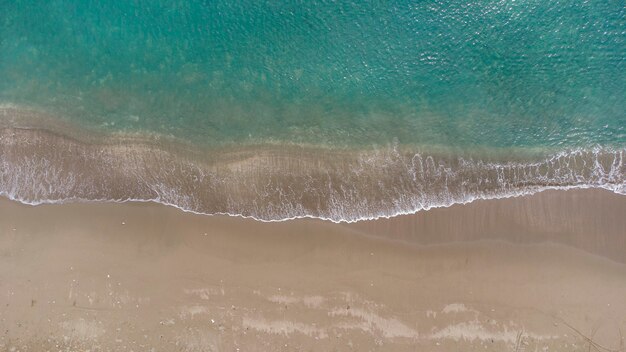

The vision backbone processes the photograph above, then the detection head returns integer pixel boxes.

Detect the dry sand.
[1,188,625,351]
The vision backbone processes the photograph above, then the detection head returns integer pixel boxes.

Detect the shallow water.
[2,0,624,148]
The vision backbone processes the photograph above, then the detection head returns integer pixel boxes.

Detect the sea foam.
[0,126,623,223]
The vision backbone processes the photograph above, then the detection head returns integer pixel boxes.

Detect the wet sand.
[1,188,626,351]
[2,108,625,223]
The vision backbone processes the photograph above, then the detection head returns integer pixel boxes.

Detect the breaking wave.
[1,125,624,223]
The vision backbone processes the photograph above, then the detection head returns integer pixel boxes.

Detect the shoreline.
[1,188,626,351]
[1,112,624,222]
[5,188,623,260]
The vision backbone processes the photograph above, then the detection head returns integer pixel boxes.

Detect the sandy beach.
[1,188,625,351]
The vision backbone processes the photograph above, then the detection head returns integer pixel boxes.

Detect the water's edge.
[1,108,624,223]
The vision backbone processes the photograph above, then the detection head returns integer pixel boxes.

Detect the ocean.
[1,0,624,221]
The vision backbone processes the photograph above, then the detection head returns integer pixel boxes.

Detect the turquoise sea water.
[0,1,625,221]
[2,0,624,149]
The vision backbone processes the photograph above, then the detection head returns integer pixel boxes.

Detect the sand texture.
[1,189,625,351]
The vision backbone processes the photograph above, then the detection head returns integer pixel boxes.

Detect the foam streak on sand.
[0,124,624,222]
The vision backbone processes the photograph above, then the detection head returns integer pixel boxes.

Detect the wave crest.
[0,127,624,222]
